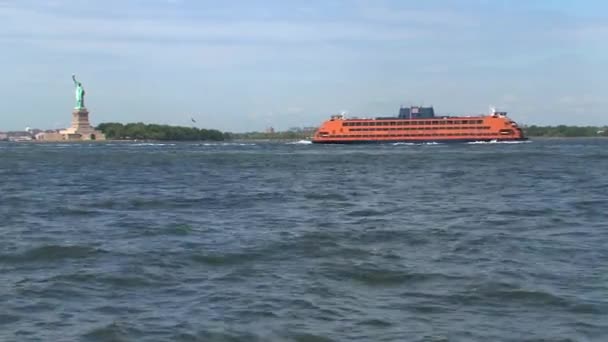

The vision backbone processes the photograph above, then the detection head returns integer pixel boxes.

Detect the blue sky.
[0,0,607,131]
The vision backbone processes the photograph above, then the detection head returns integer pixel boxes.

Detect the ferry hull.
[312,137,528,144]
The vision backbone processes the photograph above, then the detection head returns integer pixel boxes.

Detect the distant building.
[35,130,65,141]
[288,126,317,133]
[6,131,34,142]
[0,132,7,141]
[265,127,275,134]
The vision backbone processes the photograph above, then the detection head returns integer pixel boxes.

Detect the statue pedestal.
[58,108,106,141]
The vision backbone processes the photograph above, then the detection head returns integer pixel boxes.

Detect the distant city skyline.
[1,0,607,132]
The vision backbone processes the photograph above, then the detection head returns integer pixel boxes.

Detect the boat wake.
[467,140,531,145]
[131,143,176,146]
[392,142,442,146]
[287,140,313,145]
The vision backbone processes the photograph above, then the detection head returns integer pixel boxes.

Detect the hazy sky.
[1,0,607,131]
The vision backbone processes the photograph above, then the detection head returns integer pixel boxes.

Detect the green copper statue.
[72,74,86,109]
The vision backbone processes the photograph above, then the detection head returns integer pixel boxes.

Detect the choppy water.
[1,139,607,341]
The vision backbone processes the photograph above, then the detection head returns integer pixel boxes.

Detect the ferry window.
[461,120,468,124]
[446,121,453,124]
[477,120,483,124]
[432,121,439,125]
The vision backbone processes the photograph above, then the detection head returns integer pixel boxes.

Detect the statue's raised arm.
[72,74,78,86]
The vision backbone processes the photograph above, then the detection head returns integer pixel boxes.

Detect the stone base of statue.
[59,108,106,140]
[37,107,105,141]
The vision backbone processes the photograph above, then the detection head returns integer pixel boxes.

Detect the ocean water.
[0,139,607,342]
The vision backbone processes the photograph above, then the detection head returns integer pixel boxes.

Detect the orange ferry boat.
[312,106,526,144]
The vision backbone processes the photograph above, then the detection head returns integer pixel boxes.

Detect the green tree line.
[523,125,607,137]
[96,123,228,141]
[95,123,608,141]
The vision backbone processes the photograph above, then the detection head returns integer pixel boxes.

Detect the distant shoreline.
[3,136,608,144]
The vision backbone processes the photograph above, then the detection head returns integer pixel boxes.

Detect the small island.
[96,122,228,141]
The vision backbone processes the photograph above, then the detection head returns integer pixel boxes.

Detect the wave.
[82,322,133,341]
[286,140,313,145]
[1,245,105,263]
[467,140,532,144]
[392,142,442,146]
[325,264,464,287]
[130,143,176,146]
[196,142,257,146]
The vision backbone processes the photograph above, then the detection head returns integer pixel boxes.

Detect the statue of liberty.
[72,74,86,109]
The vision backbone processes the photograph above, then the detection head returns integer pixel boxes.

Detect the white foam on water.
[287,140,313,145]
[467,140,531,145]
[131,143,176,146]
[198,142,257,146]
[393,142,443,146]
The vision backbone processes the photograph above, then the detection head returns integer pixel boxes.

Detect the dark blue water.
[1,139,607,341]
